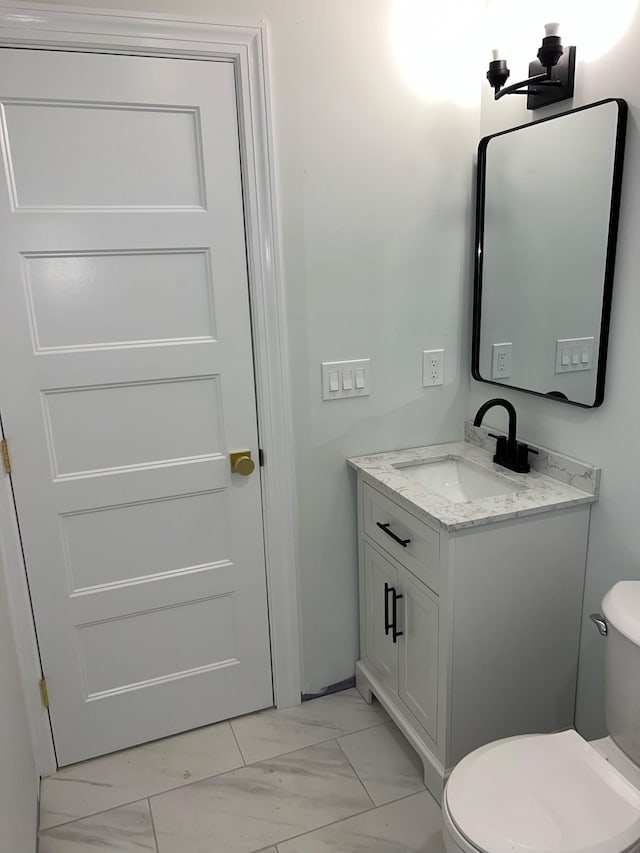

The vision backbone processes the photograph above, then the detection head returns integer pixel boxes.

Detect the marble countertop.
[347,427,599,532]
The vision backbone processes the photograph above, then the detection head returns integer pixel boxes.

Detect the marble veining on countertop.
[464,421,601,495]
[347,431,599,532]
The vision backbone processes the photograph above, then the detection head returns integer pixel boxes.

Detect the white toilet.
[442,581,640,853]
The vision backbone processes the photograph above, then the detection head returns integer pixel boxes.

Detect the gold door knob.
[230,450,255,476]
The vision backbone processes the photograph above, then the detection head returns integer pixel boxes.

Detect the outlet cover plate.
[492,342,512,379]
[423,349,444,387]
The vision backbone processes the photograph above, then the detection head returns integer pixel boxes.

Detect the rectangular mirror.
[472,98,627,408]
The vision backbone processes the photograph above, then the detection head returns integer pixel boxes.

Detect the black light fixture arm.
[493,69,561,100]
[486,23,576,111]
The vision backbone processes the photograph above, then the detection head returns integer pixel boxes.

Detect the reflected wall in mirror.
[472,99,627,408]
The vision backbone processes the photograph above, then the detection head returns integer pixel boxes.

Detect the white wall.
[472,8,640,737]
[265,2,479,693]
[0,550,38,852]
[18,0,479,694]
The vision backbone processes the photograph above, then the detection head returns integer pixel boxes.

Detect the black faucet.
[473,398,537,473]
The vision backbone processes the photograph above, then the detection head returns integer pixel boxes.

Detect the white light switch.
[322,359,370,400]
[555,337,595,374]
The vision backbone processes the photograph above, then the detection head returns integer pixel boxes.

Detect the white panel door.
[0,48,273,765]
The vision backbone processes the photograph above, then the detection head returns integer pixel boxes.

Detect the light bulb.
[491,48,501,60]
[544,22,561,37]
[487,0,637,64]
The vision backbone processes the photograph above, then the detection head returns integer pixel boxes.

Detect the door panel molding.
[0,4,301,777]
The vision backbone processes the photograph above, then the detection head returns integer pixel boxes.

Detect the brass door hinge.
[1,439,11,475]
[39,677,49,710]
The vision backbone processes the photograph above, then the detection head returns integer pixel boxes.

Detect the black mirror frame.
[471,98,628,409]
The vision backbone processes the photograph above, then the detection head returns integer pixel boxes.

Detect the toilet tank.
[602,581,640,765]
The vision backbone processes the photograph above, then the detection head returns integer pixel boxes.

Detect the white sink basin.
[394,456,520,503]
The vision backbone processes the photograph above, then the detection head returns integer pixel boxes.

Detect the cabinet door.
[398,566,439,742]
[363,542,398,692]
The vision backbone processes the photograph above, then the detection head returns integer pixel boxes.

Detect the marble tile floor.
[38,688,445,853]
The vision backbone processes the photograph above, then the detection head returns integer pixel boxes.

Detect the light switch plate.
[555,337,595,374]
[322,359,370,400]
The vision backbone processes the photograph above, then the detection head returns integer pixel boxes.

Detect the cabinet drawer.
[363,482,440,594]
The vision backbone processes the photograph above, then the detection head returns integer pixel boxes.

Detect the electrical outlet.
[422,349,444,387]
[492,342,512,379]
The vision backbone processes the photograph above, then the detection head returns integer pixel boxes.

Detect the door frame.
[0,3,301,777]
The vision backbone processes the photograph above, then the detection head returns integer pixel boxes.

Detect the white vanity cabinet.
[354,472,594,804]
[363,542,439,741]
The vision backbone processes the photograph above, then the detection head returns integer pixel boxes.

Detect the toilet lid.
[445,730,640,853]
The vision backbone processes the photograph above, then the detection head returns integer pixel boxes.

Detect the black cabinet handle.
[376,521,410,548]
[392,589,404,643]
[384,582,393,635]
[384,582,404,643]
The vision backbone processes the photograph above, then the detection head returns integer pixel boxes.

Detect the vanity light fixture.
[486,22,576,110]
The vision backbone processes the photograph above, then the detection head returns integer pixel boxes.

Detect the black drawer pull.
[384,582,404,643]
[377,521,410,548]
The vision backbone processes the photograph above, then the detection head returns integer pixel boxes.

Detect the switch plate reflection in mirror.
[555,337,594,374]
